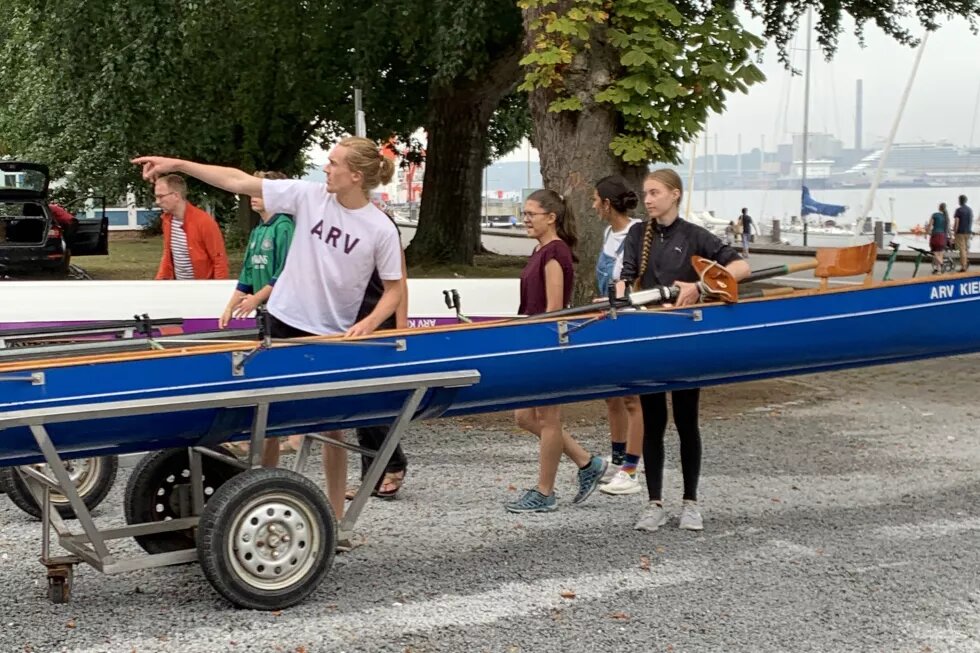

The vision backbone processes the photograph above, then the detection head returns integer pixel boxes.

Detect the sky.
[502,12,980,162]
[310,11,980,166]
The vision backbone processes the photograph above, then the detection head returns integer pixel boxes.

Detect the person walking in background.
[621,169,750,533]
[724,221,736,246]
[507,189,607,513]
[925,202,949,273]
[737,207,753,258]
[953,195,973,272]
[590,175,644,496]
[153,174,229,280]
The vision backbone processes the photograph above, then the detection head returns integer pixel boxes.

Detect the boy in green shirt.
[219,171,295,328]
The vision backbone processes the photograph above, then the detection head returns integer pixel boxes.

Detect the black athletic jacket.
[620,218,741,288]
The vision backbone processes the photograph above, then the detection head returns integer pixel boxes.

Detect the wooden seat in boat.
[814,242,877,289]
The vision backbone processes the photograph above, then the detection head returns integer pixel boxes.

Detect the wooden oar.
[694,258,820,302]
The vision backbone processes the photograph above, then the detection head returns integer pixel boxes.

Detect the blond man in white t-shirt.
[133,138,403,524]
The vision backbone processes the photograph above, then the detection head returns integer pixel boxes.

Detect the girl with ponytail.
[133,138,405,529]
[507,189,607,513]
[620,168,750,533]
[591,176,644,497]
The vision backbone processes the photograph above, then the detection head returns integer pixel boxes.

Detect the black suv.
[0,161,108,275]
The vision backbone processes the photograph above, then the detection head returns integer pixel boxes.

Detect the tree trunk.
[523,5,647,306]
[405,47,522,267]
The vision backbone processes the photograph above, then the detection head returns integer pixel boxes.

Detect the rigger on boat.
[2,242,980,610]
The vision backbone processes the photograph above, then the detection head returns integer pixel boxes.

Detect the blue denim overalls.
[595,226,627,296]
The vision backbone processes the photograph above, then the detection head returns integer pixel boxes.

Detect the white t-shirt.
[262,179,402,335]
[602,218,642,278]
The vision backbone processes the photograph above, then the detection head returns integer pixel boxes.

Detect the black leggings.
[641,388,702,502]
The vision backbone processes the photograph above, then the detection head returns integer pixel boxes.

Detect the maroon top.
[519,239,574,315]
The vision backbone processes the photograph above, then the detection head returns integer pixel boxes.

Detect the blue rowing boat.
[2,248,978,610]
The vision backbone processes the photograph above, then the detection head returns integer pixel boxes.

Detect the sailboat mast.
[800,8,812,202]
[857,32,930,224]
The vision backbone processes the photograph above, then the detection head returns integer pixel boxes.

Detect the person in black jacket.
[348,213,410,499]
[620,168,750,533]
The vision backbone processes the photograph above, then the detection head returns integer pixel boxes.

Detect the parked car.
[0,161,108,275]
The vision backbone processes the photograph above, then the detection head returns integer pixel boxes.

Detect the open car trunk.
[0,201,51,246]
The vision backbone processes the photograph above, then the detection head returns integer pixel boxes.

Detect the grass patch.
[77,234,524,280]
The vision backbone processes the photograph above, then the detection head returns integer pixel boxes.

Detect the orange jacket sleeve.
[201,213,229,279]
[155,215,175,280]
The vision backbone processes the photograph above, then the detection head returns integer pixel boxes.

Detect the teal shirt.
[930,211,948,235]
[236,213,294,294]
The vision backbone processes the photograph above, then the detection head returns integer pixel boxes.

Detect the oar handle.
[522,284,680,320]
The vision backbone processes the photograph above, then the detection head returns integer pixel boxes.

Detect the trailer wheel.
[197,467,335,610]
[124,448,241,554]
[0,455,118,519]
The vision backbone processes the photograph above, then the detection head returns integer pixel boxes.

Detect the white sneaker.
[678,500,703,531]
[600,470,642,495]
[634,501,667,532]
[599,456,621,484]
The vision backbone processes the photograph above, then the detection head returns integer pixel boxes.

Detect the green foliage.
[520,0,766,164]
[0,1,356,200]
[739,0,980,63]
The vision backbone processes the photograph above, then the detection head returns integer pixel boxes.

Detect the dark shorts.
[929,233,947,252]
[268,313,316,338]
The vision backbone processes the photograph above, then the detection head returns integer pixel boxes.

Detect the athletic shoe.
[600,457,621,484]
[634,501,668,532]
[600,470,642,495]
[505,488,557,513]
[678,500,704,531]
[572,455,608,504]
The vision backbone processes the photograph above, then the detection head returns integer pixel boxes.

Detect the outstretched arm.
[132,156,262,197]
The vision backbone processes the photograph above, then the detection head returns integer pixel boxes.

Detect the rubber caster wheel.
[197,467,336,610]
[124,448,241,554]
[0,455,118,520]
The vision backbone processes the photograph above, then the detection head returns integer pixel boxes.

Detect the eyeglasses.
[521,211,551,219]
[154,191,177,201]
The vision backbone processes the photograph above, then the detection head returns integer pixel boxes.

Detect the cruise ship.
[834,142,980,188]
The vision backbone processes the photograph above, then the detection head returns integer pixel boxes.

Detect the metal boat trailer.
[0,369,480,610]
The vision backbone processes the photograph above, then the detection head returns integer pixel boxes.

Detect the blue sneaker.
[505,488,558,513]
[573,455,608,504]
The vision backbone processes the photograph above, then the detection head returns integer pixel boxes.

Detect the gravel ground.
[1,355,979,653]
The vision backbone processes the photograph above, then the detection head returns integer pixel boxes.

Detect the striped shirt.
[170,219,194,280]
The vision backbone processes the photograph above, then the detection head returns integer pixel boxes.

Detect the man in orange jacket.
[154,174,229,280]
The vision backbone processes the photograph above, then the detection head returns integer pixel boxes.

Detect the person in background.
[621,169,750,533]
[925,202,949,273]
[507,189,607,513]
[590,175,644,496]
[218,170,296,467]
[724,221,735,246]
[48,203,79,246]
[153,174,229,280]
[953,195,973,272]
[737,208,753,258]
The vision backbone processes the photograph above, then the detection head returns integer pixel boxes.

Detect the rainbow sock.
[621,454,640,477]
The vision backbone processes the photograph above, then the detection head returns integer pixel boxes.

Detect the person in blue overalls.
[591,176,645,496]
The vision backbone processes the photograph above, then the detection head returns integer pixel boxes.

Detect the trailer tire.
[0,455,118,519]
[197,467,335,610]
[124,448,241,554]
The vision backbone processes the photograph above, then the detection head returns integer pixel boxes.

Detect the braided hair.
[634,169,683,290]
[634,220,656,291]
